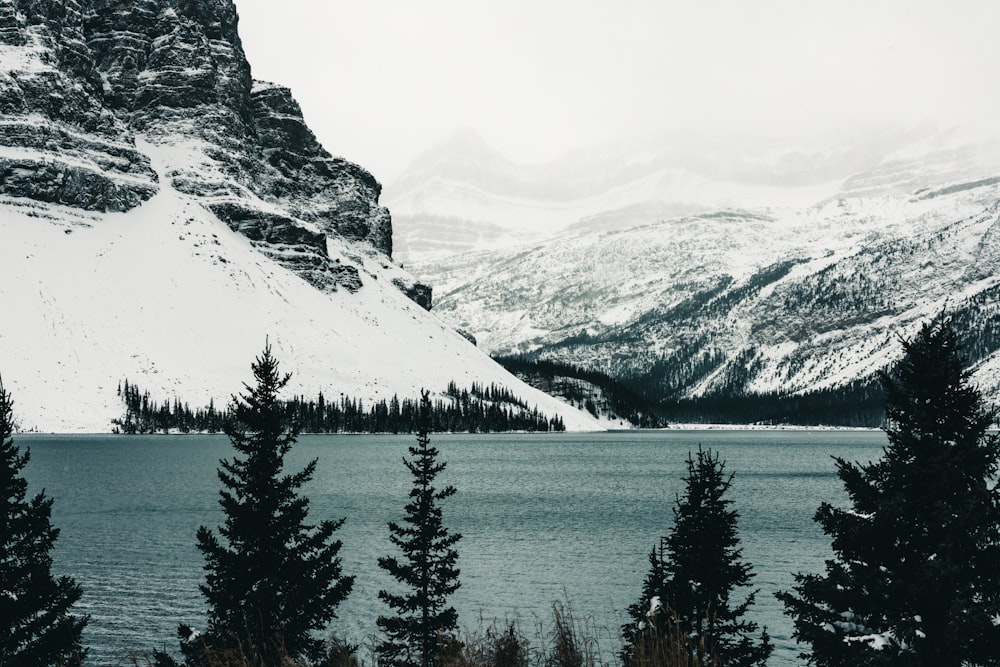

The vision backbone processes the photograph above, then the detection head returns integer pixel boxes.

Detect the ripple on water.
[20,430,885,666]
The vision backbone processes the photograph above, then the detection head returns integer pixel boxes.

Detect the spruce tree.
[0,377,88,666]
[777,316,1000,666]
[377,390,462,667]
[183,344,354,663]
[622,447,771,667]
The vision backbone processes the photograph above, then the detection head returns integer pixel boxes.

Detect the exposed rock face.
[0,0,158,211]
[392,277,432,310]
[250,82,393,255]
[84,0,253,142]
[209,202,362,292]
[0,0,396,294]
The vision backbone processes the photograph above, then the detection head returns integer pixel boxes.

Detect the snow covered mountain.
[404,130,1000,414]
[0,0,598,432]
[385,125,932,264]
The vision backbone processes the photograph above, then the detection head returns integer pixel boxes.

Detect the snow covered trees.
[181,344,354,664]
[0,378,88,666]
[622,447,772,667]
[777,317,1000,666]
[377,390,462,667]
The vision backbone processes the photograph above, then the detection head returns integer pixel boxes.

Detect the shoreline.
[662,423,880,431]
[16,424,884,437]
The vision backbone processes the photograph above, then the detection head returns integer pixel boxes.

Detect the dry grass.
[437,600,714,667]
[116,601,717,667]
[625,611,720,667]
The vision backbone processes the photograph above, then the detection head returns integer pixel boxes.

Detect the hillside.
[0,0,598,432]
[402,131,1000,420]
[385,125,935,263]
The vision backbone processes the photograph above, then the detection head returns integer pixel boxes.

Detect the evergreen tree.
[377,390,462,667]
[182,344,354,663]
[0,377,87,666]
[777,316,1000,666]
[622,447,771,667]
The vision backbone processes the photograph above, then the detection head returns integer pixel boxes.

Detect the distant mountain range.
[0,0,597,432]
[388,127,1000,422]
[384,124,979,261]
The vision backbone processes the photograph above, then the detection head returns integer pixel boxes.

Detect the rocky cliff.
[0,0,401,294]
[0,0,593,434]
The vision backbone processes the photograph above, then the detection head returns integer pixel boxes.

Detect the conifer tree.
[777,316,1000,666]
[377,390,462,667]
[622,447,771,667]
[0,377,88,666]
[182,344,354,663]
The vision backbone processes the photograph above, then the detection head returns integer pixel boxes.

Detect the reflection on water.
[20,430,887,665]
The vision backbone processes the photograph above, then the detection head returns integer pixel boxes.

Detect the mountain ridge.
[0,0,600,432]
[385,125,970,262]
[404,132,1000,420]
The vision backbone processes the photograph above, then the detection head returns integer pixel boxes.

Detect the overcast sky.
[232,0,1000,184]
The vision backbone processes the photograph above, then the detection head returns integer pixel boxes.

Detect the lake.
[16,430,888,665]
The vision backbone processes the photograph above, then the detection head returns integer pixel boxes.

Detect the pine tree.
[377,390,462,667]
[777,316,1000,666]
[182,344,354,663]
[0,377,88,666]
[622,447,771,667]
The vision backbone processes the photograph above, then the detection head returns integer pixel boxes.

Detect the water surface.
[19,430,887,665]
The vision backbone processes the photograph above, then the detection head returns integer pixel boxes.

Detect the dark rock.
[0,2,23,44]
[0,120,155,176]
[0,0,158,209]
[0,157,156,211]
[210,202,364,292]
[84,0,254,142]
[392,278,433,310]
[1,0,398,294]
[249,81,394,256]
[209,202,326,253]
[247,240,363,293]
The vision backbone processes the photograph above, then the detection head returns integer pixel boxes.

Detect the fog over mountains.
[389,126,1000,416]
[386,124,963,261]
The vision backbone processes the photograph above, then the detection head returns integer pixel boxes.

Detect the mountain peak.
[1,0,393,278]
[401,126,511,176]
[0,0,598,432]
[440,126,493,152]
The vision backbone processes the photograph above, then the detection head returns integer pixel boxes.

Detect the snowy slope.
[0,0,601,433]
[0,139,601,433]
[385,126,928,263]
[409,139,1000,408]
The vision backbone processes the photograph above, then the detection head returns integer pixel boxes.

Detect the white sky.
[232,0,1000,183]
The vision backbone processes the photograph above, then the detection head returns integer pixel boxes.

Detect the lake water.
[17,430,888,666]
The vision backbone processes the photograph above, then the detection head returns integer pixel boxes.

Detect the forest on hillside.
[110,379,564,435]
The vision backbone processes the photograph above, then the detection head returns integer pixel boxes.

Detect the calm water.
[17,430,887,665]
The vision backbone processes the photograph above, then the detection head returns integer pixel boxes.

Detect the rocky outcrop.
[209,201,362,292]
[250,81,393,256]
[1,0,399,295]
[84,0,253,143]
[0,0,158,211]
[0,152,155,211]
[392,278,432,310]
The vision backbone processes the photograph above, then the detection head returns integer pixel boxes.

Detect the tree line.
[659,379,886,427]
[112,380,564,435]
[4,315,1000,666]
[491,354,666,428]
